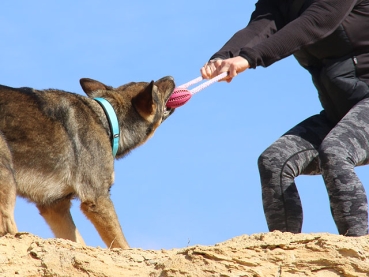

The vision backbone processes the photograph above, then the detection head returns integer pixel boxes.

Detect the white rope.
[177,72,228,95]
[178,76,203,89]
[190,72,227,95]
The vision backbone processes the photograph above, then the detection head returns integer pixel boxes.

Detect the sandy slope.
[1,231,369,277]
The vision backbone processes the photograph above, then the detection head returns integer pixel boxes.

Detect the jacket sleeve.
[210,0,282,61]
[239,0,358,68]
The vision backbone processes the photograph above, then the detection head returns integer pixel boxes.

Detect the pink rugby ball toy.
[166,88,192,108]
[166,72,227,109]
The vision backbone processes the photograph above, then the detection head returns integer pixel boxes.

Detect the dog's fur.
[0,76,175,249]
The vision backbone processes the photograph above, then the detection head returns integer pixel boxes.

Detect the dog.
[0,76,175,249]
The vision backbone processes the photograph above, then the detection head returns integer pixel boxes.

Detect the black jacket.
[211,0,369,123]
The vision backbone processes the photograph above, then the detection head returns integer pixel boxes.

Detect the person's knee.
[318,140,332,166]
[258,147,277,173]
[318,138,353,168]
[257,150,268,172]
[258,144,290,178]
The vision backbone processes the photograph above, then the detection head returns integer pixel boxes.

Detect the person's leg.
[319,99,369,236]
[258,113,333,233]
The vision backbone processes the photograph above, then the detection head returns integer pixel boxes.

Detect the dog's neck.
[94,98,120,158]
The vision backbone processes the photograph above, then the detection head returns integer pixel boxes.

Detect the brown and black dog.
[0,76,175,249]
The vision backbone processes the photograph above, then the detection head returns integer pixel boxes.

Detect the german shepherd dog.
[0,76,175,249]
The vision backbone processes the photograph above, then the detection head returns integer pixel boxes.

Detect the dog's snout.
[162,76,173,81]
[157,76,174,83]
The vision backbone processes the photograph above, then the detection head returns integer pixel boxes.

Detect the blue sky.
[1,1,368,250]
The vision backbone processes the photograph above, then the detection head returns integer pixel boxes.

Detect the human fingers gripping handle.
[220,57,250,80]
[201,57,250,82]
[200,63,216,80]
[201,59,221,79]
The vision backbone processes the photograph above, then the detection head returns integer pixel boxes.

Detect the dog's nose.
[158,76,174,82]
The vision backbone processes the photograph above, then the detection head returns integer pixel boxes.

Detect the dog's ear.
[80,78,112,97]
[132,81,157,118]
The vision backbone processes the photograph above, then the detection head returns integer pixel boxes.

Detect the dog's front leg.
[37,198,85,244]
[0,172,17,236]
[80,196,129,249]
[0,140,18,236]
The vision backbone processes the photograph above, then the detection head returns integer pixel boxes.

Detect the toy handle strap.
[178,72,228,95]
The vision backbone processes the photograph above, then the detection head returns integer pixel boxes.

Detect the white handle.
[190,72,228,95]
[177,72,228,95]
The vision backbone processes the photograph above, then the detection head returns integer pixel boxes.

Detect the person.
[201,0,369,237]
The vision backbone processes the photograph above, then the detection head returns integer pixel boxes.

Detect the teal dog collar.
[94,97,120,157]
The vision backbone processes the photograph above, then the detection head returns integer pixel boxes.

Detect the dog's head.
[80,76,175,158]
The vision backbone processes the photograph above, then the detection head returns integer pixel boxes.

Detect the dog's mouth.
[163,99,175,121]
[155,76,176,122]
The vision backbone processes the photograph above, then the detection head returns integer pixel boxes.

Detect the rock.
[0,231,369,277]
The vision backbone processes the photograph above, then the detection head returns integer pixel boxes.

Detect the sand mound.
[1,231,369,276]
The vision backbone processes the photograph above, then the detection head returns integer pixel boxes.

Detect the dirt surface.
[1,231,369,277]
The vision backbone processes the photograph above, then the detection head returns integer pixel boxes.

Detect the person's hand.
[200,56,250,83]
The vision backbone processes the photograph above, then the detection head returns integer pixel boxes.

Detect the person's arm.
[210,0,282,61]
[241,0,358,68]
[201,0,281,81]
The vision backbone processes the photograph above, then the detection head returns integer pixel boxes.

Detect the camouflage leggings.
[258,98,369,236]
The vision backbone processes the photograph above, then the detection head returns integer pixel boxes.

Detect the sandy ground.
[1,231,369,277]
